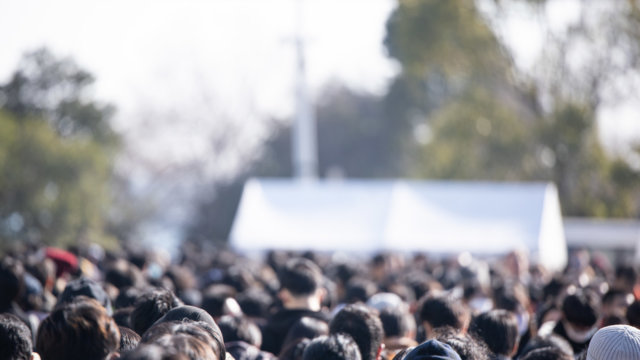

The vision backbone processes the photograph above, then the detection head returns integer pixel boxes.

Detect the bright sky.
[2,0,639,162]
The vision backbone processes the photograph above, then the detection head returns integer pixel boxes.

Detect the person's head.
[119,326,141,353]
[105,259,144,290]
[278,258,324,310]
[303,334,362,360]
[586,325,640,360]
[344,278,378,304]
[400,339,462,360]
[36,297,120,360]
[201,284,240,320]
[614,265,638,293]
[601,289,632,317]
[329,304,384,360]
[152,334,217,360]
[131,288,183,335]
[627,300,640,329]
[0,313,38,360]
[418,293,469,339]
[561,288,600,343]
[468,310,519,357]
[0,257,24,311]
[434,329,489,360]
[142,320,225,360]
[379,306,416,340]
[217,315,262,347]
[519,335,574,359]
[519,347,573,360]
[56,277,113,315]
[281,316,330,354]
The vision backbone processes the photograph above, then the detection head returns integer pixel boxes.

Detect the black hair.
[329,304,383,360]
[279,258,323,296]
[282,316,330,352]
[0,313,32,360]
[519,335,574,359]
[419,293,468,331]
[217,315,262,346]
[303,334,362,360]
[142,320,225,360]
[561,288,600,327]
[519,347,573,360]
[344,278,378,304]
[237,289,273,319]
[435,327,490,360]
[0,257,24,311]
[468,310,519,356]
[379,306,416,338]
[119,326,142,352]
[201,284,237,319]
[36,297,121,360]
[627,300,640,328]
[131,288,183,335]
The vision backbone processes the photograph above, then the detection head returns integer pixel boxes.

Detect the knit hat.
[403,339,462,360]
[587,325,640,360]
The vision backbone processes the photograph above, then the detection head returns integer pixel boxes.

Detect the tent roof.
[230,178,566,268]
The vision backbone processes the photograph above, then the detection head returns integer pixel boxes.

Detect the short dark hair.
[36,297,120,360]
[468,310,518,356]
[153,334,217,360]
[0,313,32,360]
[142,320,225,360]
[303,334,362,360]
[379,306,416,338]
[120,326,142,352]
[131,288,183,335]
[279,258,323,296]
[282,316,330,352]
[217,315,262,346]
[418,293,468,331]
[519,335,574,359]
[519,347,573,360]
[562,288,600,327]
[435,327,490,360]
[627,300,640,328]
[329,304,383,360]
[0,257,24,311]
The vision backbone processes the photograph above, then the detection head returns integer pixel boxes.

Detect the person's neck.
[283,296,321,311]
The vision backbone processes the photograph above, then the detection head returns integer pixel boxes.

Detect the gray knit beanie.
[587,325,640,360]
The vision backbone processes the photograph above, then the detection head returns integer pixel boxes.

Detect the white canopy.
[230,178,567,271]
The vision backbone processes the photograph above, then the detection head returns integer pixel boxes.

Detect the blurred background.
[1,0,640,259]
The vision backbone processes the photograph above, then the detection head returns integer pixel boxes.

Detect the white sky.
[1,0,638,161]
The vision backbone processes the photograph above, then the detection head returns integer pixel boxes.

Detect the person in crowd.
[517,335,574,359]
[378,304,418,358]
[395,339,462,360]
[329,303,385,360]
[131,287,183,335]
[218,315,276,360]
[435,328,490,360]
[302,333,362,360]
[0,313,40,360]
[549,288,600,354]
[120,326,142,353]
[418,293,469,340]
[261,258,329,354]
[279,317,330,360]
[468,310,519,360]
[36,297,120,360]
[586,324,640,360]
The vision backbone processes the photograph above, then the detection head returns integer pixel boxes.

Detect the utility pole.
[292,0,318,180]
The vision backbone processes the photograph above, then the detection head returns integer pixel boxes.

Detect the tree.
[0,48,120,249]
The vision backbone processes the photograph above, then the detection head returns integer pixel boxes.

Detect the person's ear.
[278,288,292,302]
[30,352,41,360]
[107,351,120,359]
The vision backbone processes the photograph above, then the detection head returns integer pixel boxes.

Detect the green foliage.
[0,48,119,250]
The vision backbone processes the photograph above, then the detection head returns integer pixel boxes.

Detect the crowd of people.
[2,241,640,360]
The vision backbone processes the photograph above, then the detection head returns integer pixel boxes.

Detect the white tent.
[230,178,567,271]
